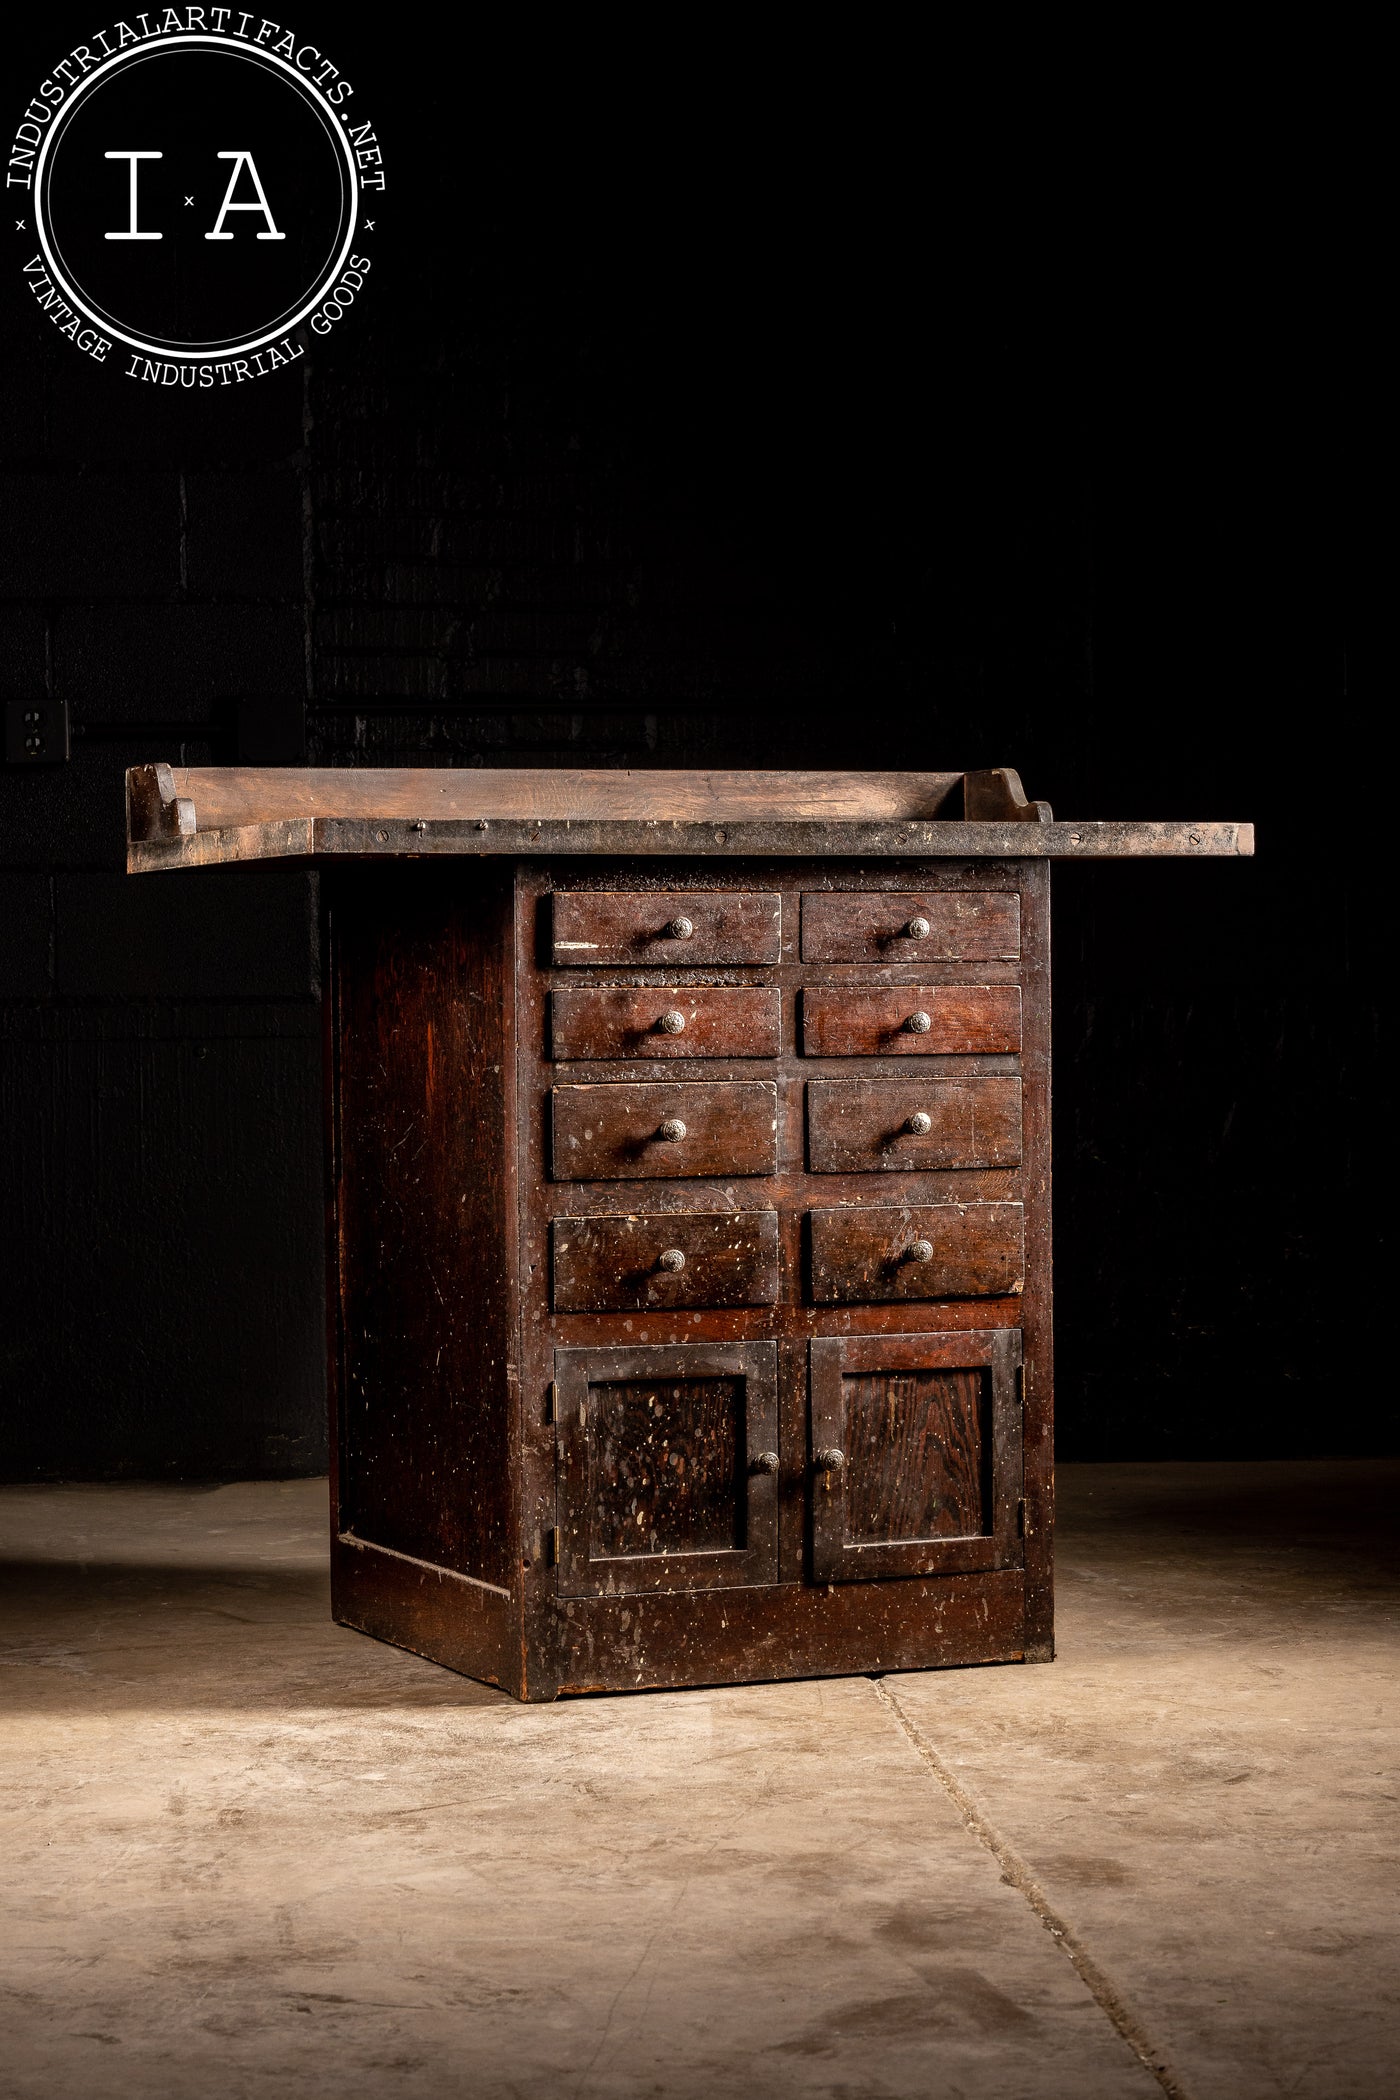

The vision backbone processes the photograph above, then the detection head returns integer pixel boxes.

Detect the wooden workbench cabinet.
[325,851,1051,1699]
[125,764,1251,1699]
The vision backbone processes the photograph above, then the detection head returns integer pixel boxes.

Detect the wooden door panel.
[550,890,781,965]
[807,1077,1022,1172]
[552,1210,780,1312]
[801,986,1022,1056]
[842,1368,987,1542]
[801,891,1020,962]
[810,1330,1022,1581]
[551,1081,779,1179]
[809,1202,1025,1302]
[551,986,781,1060]
[555,1343,779,1595]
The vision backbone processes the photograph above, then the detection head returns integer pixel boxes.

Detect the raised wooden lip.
[124,763,1254,869]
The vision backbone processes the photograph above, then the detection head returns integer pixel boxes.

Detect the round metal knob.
[657,1247,686,1273]
[906,1239,935,1264]
[906,1111,933,1136]
[657,1008,687,1035]
[814,1447,845,1473]
[751,1450,779,1475]
[906,916,931,939]
[667,916,694,940]
[657,1117,688,1142]
[904,1009,932,1034]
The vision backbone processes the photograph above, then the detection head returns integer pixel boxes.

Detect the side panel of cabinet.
[1018,859,1054,1659]
[326,864,521,1689]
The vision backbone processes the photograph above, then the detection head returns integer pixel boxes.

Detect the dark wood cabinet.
[126,762,1251,1699]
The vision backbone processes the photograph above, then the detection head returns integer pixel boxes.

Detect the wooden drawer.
[551,890,781,965]
[807,1077,1022,1172]
[801,986,1021,1056]
[809,1202,1024,1302]
[551,1082,779,1180]
[552,1211,780,1311]
[551,986,780,1060]
[802,890,1020,962]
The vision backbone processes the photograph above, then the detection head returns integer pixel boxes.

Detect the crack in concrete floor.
[873,1675,1191,2100]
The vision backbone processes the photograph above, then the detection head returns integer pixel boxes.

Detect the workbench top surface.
[125,763,1253,871]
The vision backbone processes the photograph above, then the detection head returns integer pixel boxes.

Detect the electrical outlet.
[5,698,70,766]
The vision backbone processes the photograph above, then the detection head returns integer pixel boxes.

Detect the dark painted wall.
[1,30,1378,1475]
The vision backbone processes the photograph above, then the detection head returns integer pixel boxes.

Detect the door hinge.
[545,1527,559,1567]
[1017,1497,1027,1538]
[1016,1363,1027,1407]
[545,1380,557,1425]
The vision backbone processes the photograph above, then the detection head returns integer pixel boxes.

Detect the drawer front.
[551,986,780,1061]
[809,1202,1024,1302]
[802,891,1020,962]
[801,986,1022,1056]
[552,1211,780,1311]
[551,1082,779,1180]
[807,1077,1022,1172]
[551,891,781,965]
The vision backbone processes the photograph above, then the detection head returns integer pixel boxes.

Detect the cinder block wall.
[0,36,1379,1475]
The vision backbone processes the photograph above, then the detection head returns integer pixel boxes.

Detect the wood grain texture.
[550,1567,1029,1695]
[146,767,967,830]
[330,1532,519,1695]
[807,1076,1023,1172]
[809,1329,1022,1583]
[589,1377,744,1557]
[809,1202,1025,1303]
[551,890,780,965]
[801,890,1020,962]
[329,864,517,1591]
[962,767,1053,824]
[1016,860,1054,1659]
[554,1342,778,1597]
[550,1081,779,1180]
[840,1368,988,1542]
[550,986,780,1060]
[552,1211,780,1312]
[801,986,1022,1056]
[125,765,1254,869]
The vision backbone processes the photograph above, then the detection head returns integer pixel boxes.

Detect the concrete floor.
[1,1463,1396,2100]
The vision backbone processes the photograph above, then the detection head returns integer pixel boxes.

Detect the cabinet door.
[808,1331,1021,1582]
[555,1343,778,1597]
